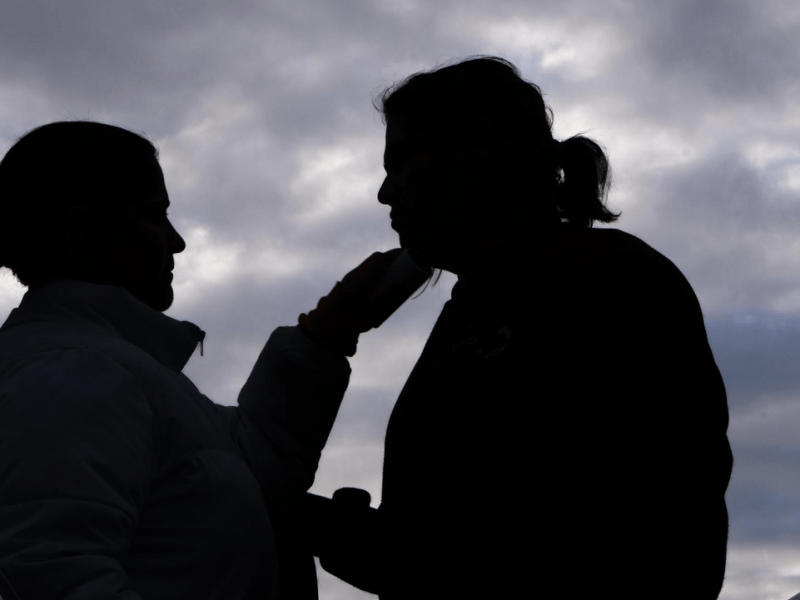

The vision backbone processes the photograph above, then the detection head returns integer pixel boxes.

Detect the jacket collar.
[0,278,205,373]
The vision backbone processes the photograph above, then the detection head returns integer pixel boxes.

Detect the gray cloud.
[708,312,800,408]
[636,0,798,103]
[623,148,800,313]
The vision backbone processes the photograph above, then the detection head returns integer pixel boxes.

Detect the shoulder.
[0,316,173,385]
[0,344,153,417]
[547,227,682,276]
[0,320,168,434]
[502,226,707,336]
[0,345,156,493]
[532,226,696,300]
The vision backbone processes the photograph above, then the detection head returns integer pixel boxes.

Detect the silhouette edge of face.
[378,116,481,276]
[64,157,186,312]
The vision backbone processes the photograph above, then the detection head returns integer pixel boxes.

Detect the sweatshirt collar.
[1,278,205,373]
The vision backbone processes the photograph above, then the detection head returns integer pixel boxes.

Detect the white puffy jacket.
[0,279,350,599]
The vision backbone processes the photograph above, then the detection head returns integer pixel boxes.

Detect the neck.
[450,213,557,281]
[453,228,510,282]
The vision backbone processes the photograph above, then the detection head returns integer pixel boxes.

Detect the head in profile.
[375,55,619,276]
[0,121,185,311]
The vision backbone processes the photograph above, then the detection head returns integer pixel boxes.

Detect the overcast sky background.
[0,1,798,598]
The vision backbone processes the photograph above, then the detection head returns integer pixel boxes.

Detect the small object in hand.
[332,487,372,508]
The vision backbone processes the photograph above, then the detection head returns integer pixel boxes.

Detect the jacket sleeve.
[560,248,733,598]
[230,325,351,502]
[220,326,350,600]
[0,347,152,600]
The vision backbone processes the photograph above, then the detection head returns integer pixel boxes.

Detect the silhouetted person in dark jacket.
[303,56,733,600]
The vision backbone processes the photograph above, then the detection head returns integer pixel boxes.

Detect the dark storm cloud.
[727,438,800,545]
[0,0,449,246]
[0,0,447,137]
[637,0,798,103]
[517,0,800,123]
[624,147,800,312]
[0,1,236,130]
[708,312,800,410]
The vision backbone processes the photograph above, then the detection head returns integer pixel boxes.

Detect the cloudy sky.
[0,1,798,598]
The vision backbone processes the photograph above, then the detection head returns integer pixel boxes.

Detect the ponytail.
[553,136,618,228]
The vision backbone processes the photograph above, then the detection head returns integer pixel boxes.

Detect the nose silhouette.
[168,221,186,254]
[378,176,395,206]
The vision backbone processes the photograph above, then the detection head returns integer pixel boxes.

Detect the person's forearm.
[236,326,351,497]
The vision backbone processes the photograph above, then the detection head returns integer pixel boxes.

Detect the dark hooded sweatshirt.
[310,225,732,600]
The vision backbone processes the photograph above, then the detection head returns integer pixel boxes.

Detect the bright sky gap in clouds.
[0,1,799,598]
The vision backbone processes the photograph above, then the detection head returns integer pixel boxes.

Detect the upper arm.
[562,250,732,592]
[567,250,729,476]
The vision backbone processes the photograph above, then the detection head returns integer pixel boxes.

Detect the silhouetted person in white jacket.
[0,121,405,600]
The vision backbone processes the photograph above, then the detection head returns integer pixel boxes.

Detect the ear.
[62,205,103,259]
